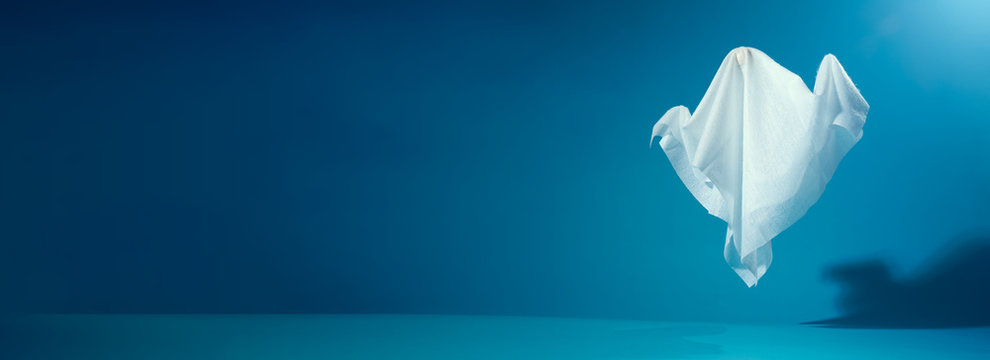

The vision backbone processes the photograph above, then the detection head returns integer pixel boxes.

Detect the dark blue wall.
[2,0,989,323]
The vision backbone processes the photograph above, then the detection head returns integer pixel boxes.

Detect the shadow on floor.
[806,237,990,328]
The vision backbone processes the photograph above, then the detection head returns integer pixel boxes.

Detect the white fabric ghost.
[651,47,868,287]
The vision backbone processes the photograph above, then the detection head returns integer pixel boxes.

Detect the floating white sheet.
[651,47,868,286]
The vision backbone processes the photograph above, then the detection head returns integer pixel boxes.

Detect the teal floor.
[3,314,989,359]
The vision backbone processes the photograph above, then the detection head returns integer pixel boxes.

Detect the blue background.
[2,0,989,324]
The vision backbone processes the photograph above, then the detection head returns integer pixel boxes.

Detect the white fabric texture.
[651,47,868,287]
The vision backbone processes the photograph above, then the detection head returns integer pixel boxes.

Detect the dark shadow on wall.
[806,237,990,328]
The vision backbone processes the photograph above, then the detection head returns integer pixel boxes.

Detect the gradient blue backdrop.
[2,0,989,324]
